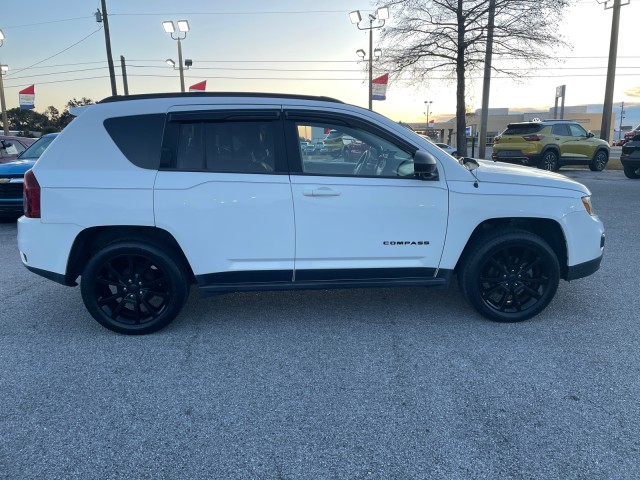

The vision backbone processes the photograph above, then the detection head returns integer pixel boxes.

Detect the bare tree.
[378,0,572,156]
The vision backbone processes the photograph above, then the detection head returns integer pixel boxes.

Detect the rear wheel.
[589,150,608,171]
[80,242,189,334]
[458,230,560,322]
[623,165,640,179]
[539,150,559,171]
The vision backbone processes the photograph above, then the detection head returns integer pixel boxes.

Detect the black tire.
[623,165,640,179]
[589,150,608,171]
[458,230,560,323]
[80,242,189,334]
[538,150,559,171]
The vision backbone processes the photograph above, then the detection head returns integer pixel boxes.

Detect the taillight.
[23,169,41,218]
[523,134,544,141]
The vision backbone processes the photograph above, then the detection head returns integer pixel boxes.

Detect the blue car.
[0,133,58,219]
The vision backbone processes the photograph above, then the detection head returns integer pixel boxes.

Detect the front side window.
[175,120,275,173]
[568,124,588,137]
[294,122,415,178]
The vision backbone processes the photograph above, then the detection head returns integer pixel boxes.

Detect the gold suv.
[492,120,610,171]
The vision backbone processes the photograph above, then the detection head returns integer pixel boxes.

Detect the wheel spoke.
[143,276,166,288]
[98,292,122,306]
[96,277,120,287]
[521,284,542,299]
[482,283,507,298]
[512,289,523,311]
[106,262,124,282]
[145,291,170,301]
[141,297,159,318]
[489,258,507,274]
[110,299,126,319]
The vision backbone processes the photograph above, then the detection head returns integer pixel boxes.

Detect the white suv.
[18,93,605,334]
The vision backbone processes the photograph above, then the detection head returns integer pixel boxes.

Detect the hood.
[0,159,37,175]
[474,160,589,195]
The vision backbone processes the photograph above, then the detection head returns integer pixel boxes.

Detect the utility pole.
[99,0,117,96]
[120,56,129,95]
[478,0,496,159]
[600,0,627,142]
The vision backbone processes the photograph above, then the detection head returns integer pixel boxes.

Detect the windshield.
[18,135,56,159]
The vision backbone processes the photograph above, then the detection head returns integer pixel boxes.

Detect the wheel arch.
[591,147,609,160]
[454,217,570,280]
[65,226,195,286]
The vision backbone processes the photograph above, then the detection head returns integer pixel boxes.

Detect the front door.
[285,110,449,283]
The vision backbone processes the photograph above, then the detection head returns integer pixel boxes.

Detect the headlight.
[581,195,595,215]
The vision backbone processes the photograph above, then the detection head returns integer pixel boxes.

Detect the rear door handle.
[302,187,341,197]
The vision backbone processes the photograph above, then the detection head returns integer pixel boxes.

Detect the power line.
[0,16,93,29]
[5,27,104,77]
[109,9,373,16]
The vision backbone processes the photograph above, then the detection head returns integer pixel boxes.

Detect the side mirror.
[461,157,479,171]
[414,150,437,175]
[587,131,594,138]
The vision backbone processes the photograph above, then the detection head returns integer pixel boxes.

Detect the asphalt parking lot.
[1,168,639,479]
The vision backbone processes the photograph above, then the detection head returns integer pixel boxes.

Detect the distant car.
[620,134,640,179]
[624,125,640,142]
[492,120,609,171]
[0,133,57,218]
[0,135,36,163]
[435,143,458,156]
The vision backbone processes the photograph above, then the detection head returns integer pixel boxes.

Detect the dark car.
[0,133,58,218]
[620,133,640,179]
[0,135,37,163]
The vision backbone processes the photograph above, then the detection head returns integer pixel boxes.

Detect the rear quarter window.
[104,114,166,169]
[503,125,543,135]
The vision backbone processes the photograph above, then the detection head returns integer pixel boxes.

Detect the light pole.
[163,20,190,93]
[0,29,8,135]
[349,7,389,110]
[424,100,433,131]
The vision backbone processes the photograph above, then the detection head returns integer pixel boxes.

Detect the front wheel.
[458,230,560,322]
[589,150,608,171]
[623,165,640,179]
[80,242,189,334]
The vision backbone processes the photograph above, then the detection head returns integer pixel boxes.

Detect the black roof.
[507,119,579,127]
[99,92,344,104]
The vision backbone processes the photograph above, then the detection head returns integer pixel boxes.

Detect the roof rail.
[98,92,344,104]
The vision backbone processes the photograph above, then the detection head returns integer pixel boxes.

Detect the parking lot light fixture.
[356,49,366,59]
[165,59,176,67]
[163,19,190,92]
[349,6,390,110]
[162,21,175,33]
[177,20,190,33]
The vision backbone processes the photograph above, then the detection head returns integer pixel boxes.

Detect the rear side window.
[503,124,542,135]
[104,114,166,169]
[552,124,570,136]
[167,120,279,174]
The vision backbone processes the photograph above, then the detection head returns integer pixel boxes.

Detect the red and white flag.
[372,74,388,101]
[189,80,206,92]
[19,85,35,110]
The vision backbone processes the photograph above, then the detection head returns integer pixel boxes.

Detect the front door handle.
[302,187,341,197]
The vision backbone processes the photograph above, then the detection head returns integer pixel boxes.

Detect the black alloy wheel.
[458,230,560,322]
[539,150,559,171]
[589,150,609,172]
[81,242,188,334]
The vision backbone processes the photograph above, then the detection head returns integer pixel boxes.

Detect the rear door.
[154,106,296,287]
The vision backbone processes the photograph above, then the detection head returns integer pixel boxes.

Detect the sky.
[1,0,639,124]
